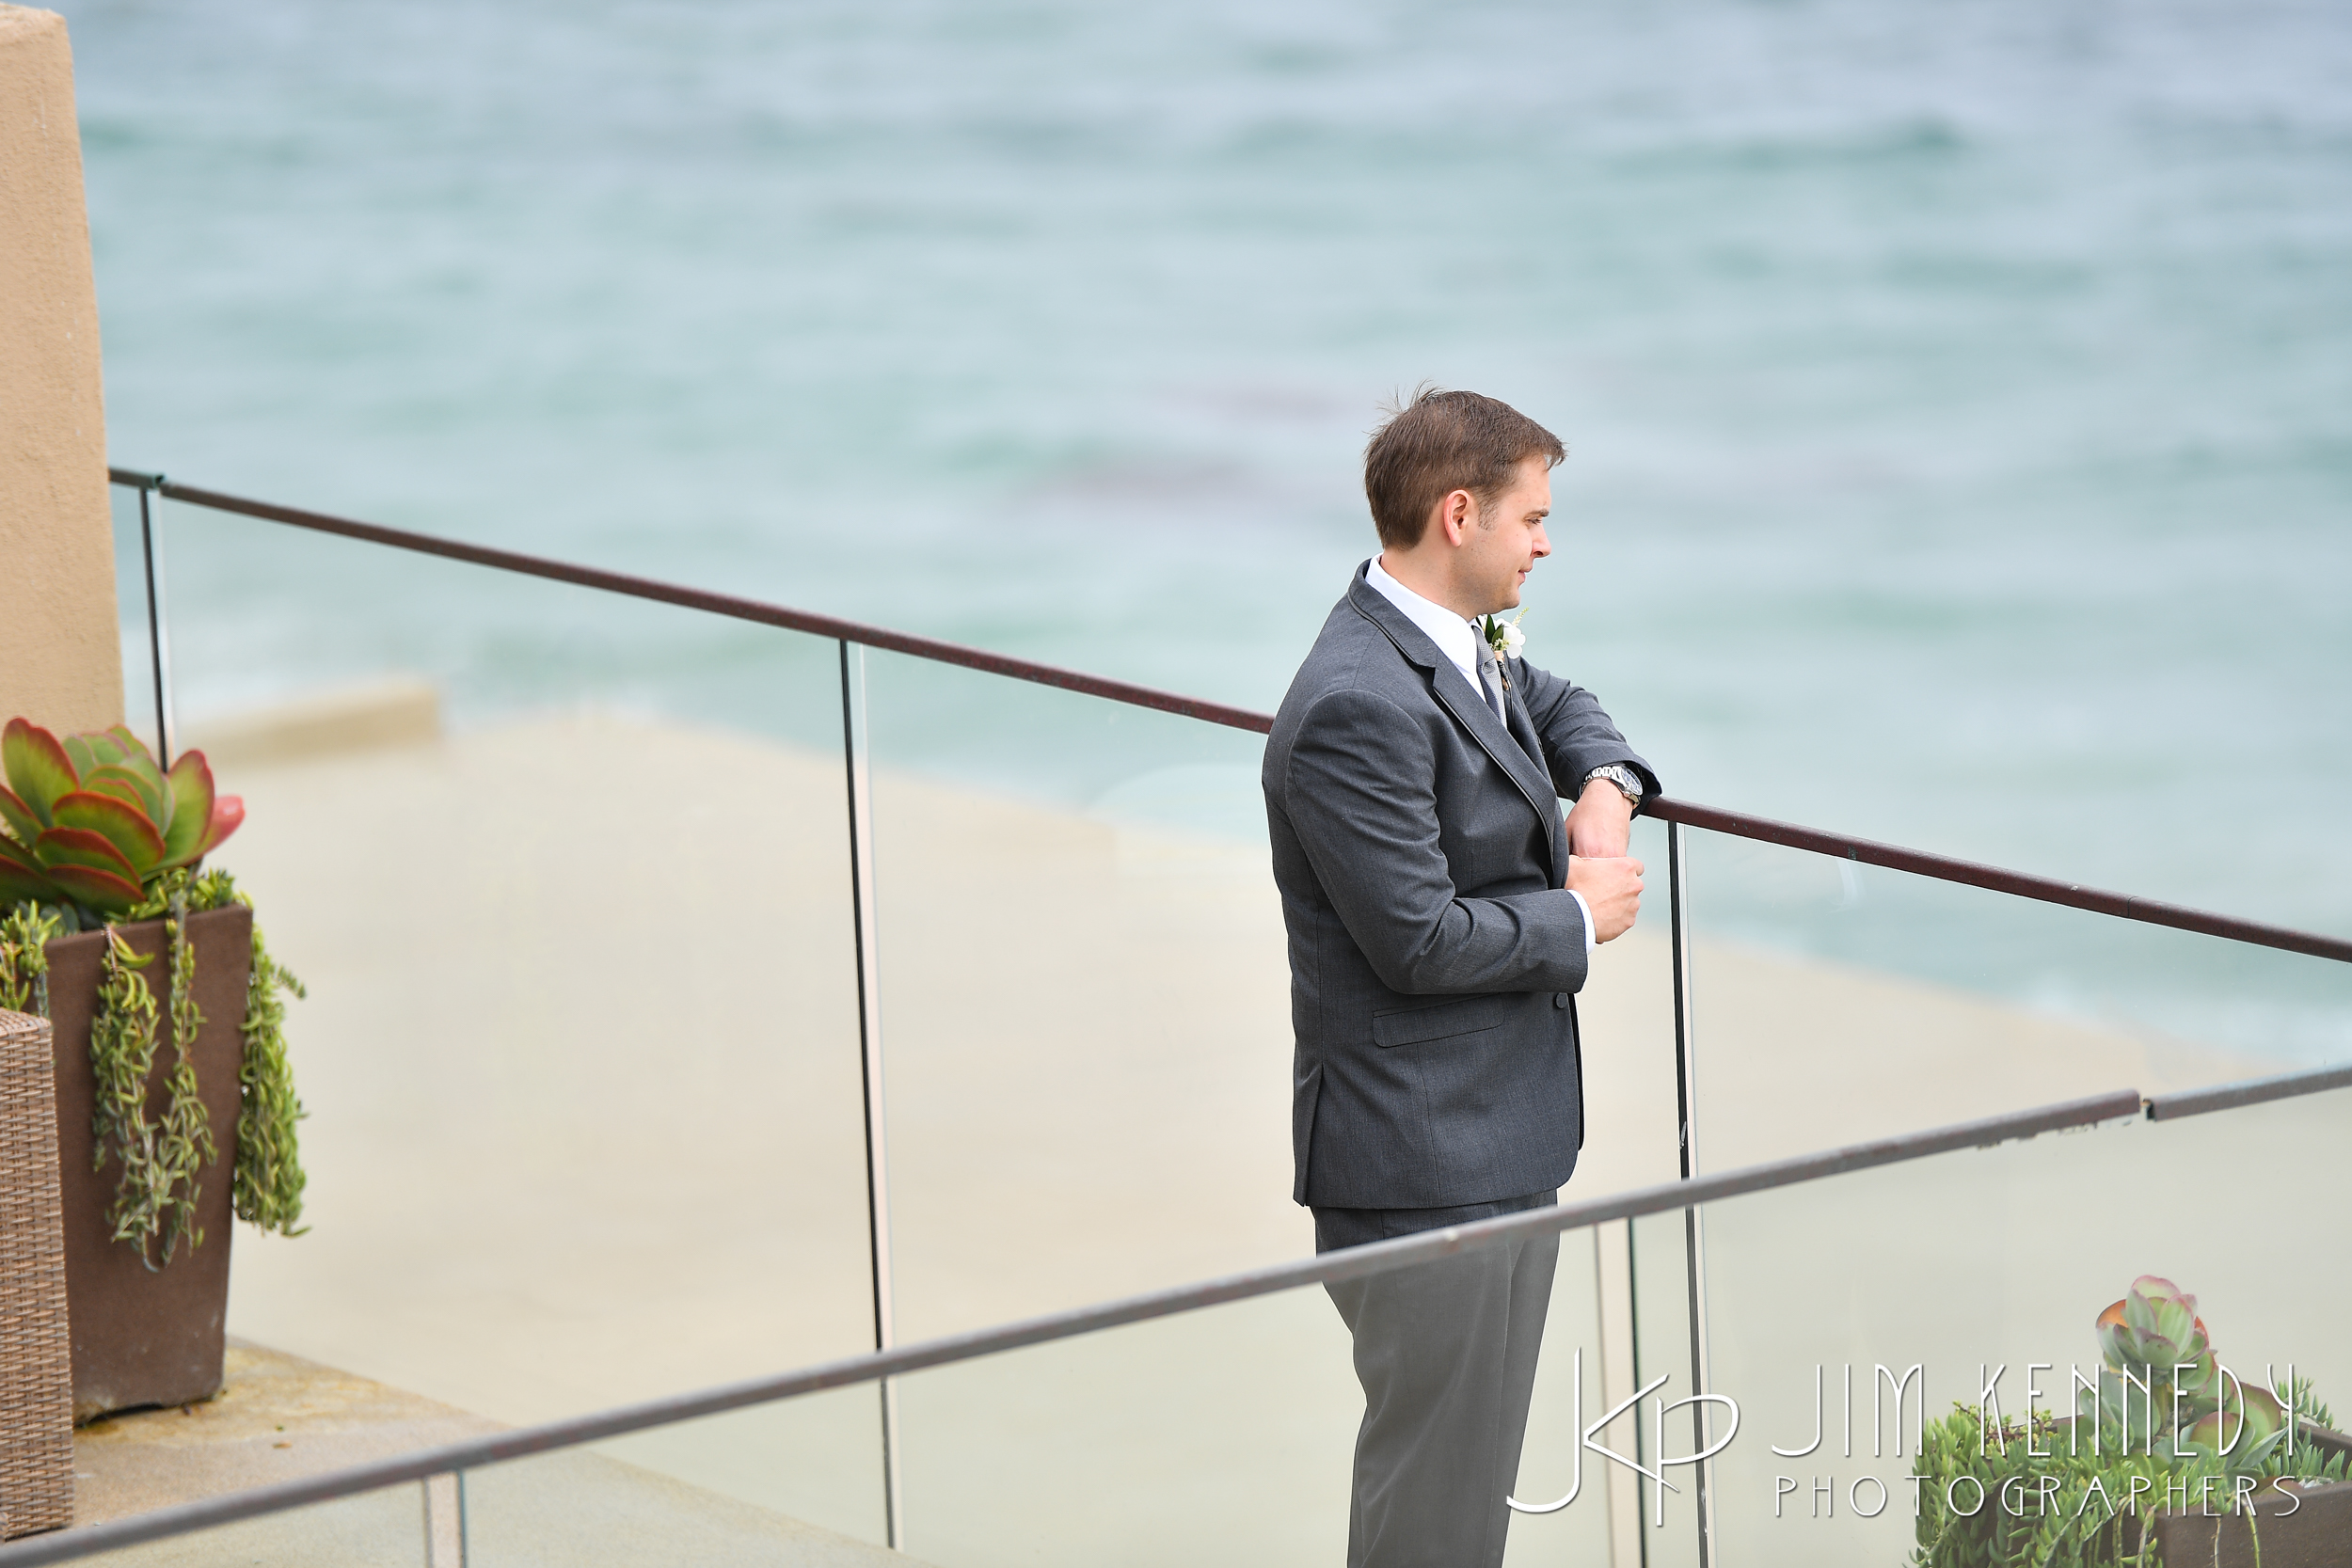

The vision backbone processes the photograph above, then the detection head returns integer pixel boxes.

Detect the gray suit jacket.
[1263,563,1661,1209]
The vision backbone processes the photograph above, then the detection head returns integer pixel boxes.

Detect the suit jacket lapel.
[1347,573,1565,887]
[1502,670,1568,883]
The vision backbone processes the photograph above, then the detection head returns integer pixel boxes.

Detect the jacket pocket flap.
[1372,994,1510,1048]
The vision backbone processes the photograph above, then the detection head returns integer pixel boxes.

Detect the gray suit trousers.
[1315,1191,1559,1568]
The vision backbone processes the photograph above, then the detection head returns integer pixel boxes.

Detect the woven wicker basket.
[0,1008,73,1539]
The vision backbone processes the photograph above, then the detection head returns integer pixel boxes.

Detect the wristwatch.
[1582,764,1644,808]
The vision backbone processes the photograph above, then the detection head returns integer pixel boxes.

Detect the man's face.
[1460,457,1553,615]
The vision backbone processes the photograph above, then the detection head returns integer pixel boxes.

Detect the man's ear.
[1434,488,1474,547]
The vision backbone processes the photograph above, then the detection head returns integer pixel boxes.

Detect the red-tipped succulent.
[0,719,243,917]
[2096,1275,2214,1383]
[2078,1275,2273,1459]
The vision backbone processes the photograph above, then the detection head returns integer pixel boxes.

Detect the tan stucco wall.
[0,5,122,737]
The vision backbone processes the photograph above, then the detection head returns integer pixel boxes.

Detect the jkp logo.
[1508,1351,1739,1526]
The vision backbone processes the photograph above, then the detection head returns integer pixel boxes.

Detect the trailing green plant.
[1911,1275,2347,1566]
[154,896,216,1260]
[2,717,307,1255]
[189,871,308,1236]
[115,866,310,1238]
[87,921,216,1268]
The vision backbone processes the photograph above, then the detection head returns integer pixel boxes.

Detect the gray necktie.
[1478,650,1507,722]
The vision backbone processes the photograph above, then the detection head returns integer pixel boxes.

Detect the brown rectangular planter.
[2153,1424,2352,1568]
[42,904,252,1423]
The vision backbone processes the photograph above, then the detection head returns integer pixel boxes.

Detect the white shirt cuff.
[1567,889,1597,956]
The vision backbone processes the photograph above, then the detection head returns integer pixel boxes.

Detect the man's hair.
[1362,387,1565,549]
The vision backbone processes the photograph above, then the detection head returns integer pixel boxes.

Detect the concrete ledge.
[69,1340,925,1567]
[184,678,441,768]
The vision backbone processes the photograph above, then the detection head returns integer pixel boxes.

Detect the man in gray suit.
[1263,388,1657,1567]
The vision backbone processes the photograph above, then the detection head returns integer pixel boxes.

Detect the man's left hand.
[1565,778,1635,859]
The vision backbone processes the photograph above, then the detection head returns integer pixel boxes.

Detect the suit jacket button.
[1553,991,1570,1008]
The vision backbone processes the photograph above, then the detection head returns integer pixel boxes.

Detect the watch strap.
[1583,764,1644,806]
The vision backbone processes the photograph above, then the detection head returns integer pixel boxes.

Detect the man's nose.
[1531,526,1551,558]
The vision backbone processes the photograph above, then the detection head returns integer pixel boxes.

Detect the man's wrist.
[1581,764,1643,810]
[1565,889,1597,956]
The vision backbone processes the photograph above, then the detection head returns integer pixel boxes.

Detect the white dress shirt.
[1363,556,1597,956]
[1366,554,1489,701]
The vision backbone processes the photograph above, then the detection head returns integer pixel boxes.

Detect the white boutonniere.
[1478,610,1527,686]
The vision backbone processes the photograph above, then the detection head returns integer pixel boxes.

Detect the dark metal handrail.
[2145,1059,2352,1121]
[0,1084,2151,1566]
[109,468,2352,968]
[1645,799,2352,965]
[108,471,1272,736]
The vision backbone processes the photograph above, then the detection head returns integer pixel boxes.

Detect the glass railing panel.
[119,501,876,1527]
[884,1234,1619,1567]
[532,1389,884,1555]
[1679,822,2352,1169]
[582,1390,887,1548]
[1699,1082,2352,1566]
[65,1080,2352,1567]
[470,1434,900,1566]
[146,493,846,752]
[859,650,1688,1343]
[1622,1205,1708,1563]
[897,1287,1353,1567]
[453,1226,1666,1565]
[1514,1220,1639,1566]
[858,646,1293,1338]
[1580,812,1696,1198]
[66,1484,427,1567]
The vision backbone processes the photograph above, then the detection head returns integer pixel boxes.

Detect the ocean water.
[53,0,2352,1053]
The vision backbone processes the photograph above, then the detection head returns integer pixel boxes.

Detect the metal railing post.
[1667,821,1717,1566]
[135,480,175,760]
[1627,1220,1649,1568]
[420,1471,465,1566]
[838,640,905,1551]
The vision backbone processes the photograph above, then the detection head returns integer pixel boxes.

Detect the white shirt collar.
[1364,555,1485,692]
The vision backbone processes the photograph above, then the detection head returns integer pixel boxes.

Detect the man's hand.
[1565,855,1645,942]
[1565,777,1635,859]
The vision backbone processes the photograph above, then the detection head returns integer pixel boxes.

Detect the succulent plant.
[0,719,243,919]
[0,730,304,1255]
[2181,1382,2290,1467]
[1920,1280,2344,1565]
[2082,1277,2209,1449]
[2077,1275,2290,1464]
[2097,1276,2209,1370]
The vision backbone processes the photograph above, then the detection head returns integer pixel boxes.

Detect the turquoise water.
[56,0,2352,1050]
